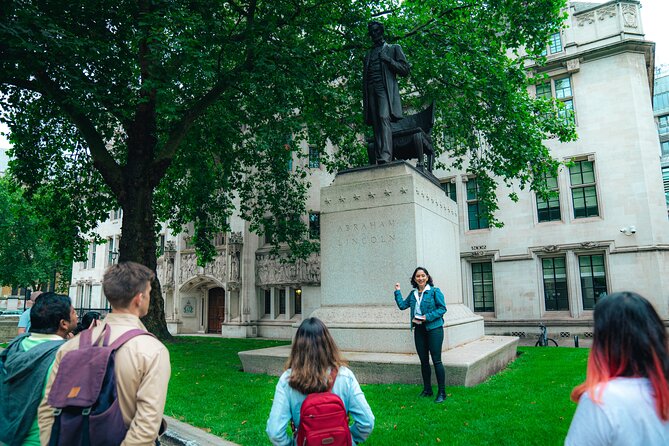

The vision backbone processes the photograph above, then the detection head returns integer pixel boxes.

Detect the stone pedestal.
[240,161,518,386]
[310,161,483,353]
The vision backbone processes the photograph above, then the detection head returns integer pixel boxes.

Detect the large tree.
[0,0,574,338]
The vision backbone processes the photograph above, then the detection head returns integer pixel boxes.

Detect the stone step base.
[239,335,518,387]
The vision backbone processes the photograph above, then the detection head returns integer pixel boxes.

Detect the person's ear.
[132,292,143,307]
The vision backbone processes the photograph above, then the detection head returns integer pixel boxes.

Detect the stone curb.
[161,416,240,446]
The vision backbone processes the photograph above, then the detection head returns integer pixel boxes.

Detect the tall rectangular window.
[537,77,574,124]
[441,181,457,202]
[308,146,320,168]
[554,77,574,125]
[264,289,271,315]
[548,32,563,54]
[570,160,599,218]
[308,212,320,240]
[294,289,302,315]
[661,141,669,157]
[466,178,489,230]
[107,238,115,265]
[579,254,608,310]
[537,174,561,222]
[662,166,669,215]
[111,208,122,220]
[472,262,494,312]
[658,115,669,136]
[542,257,569,311]
[279,289,286,315]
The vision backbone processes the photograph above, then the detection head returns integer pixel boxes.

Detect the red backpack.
[296,368,352,446]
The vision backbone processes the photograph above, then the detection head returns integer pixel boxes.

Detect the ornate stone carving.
[622,4,637,28]
[179,253,198,283]
[597,5,616,21]
[256,252,321,286]
[577,12,595,27]
[542,245,559,253]
[580,241,599,249]
[566,59,580,73]
[229,231,243,245]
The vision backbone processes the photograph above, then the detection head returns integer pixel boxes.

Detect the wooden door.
[208,287,225,333]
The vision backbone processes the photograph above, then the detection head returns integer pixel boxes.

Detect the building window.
[308,212,320,240]
[279,289,286,315]
[294,289,302,315]
[548,32,563,54]
[86,242,96,269]
[264,289,271,315]
[84,284,93,309]
[537,173,561,222]
[570,159,599,218]
[466,178,489,230]
[111,208,122,220]
[107,238,116,266]
[542,257,568,311]
[308,146,320,168]
[554,77,574,125]
[579,254,608,310]
[661,141,669,157]
[536,77,574,125]
[658,115,669,136]
[441,181,457,202]
[472,262,494,312]
[76,285,84,308]
[663,166,669,216]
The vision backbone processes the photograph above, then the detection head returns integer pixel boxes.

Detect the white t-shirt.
[565,377,669,446]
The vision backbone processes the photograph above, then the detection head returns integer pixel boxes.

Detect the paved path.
[161,416,240,446]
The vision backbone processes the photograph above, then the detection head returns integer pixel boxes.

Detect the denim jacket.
[394,285,447,331]
[266,366,375,446]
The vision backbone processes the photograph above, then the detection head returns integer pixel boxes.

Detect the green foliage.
[0,176,72,290]
[165,338,589,445]
[1,0,575,270]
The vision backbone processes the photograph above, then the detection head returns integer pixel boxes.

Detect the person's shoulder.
[337,366,358,381]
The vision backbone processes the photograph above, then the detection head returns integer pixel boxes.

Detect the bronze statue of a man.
[363,21,410,164]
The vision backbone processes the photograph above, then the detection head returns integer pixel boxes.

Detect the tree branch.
[33,70,123,196]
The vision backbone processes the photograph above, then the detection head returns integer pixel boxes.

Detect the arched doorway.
[208,287,225,333]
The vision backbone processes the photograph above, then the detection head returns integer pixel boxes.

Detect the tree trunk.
[118,179,172,340]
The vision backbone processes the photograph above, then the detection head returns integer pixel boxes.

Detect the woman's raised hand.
[394,282,401,291]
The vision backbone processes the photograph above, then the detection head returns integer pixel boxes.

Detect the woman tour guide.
[394,266,448,403]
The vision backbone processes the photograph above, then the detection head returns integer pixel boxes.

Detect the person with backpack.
[37,261,171,446]
[266,317,375,446]
[0,293,77,446]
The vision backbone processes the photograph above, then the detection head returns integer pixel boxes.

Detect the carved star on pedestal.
[384,189,392,196]
[338,195,346,203]
[324,198,332,205]
[353,193,361,200]
[399,187,408,194]
[368,191,376,199]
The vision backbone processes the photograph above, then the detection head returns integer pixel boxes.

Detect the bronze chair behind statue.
[367,102,435,172]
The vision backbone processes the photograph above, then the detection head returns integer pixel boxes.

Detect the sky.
[1,0,668,165]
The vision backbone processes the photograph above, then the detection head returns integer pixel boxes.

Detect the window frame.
[471,261,495,313]
[541,256,569,311]
[536,172,562,223]
[569,159,600,219]
[578,253,608,310]
[466,178,489,230]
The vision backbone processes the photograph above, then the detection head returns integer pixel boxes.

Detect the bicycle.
[535,323,559,347]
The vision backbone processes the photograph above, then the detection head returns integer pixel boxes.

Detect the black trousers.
[367,83,393,163]
[414,324,445,392]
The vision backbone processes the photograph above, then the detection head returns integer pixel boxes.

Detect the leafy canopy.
[1,0,574,266]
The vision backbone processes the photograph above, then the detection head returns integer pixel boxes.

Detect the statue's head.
[368,21,384,44]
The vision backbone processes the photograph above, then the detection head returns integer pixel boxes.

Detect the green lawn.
[165,337,588,446]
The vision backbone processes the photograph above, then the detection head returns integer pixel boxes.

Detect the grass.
[165,337,589,446]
